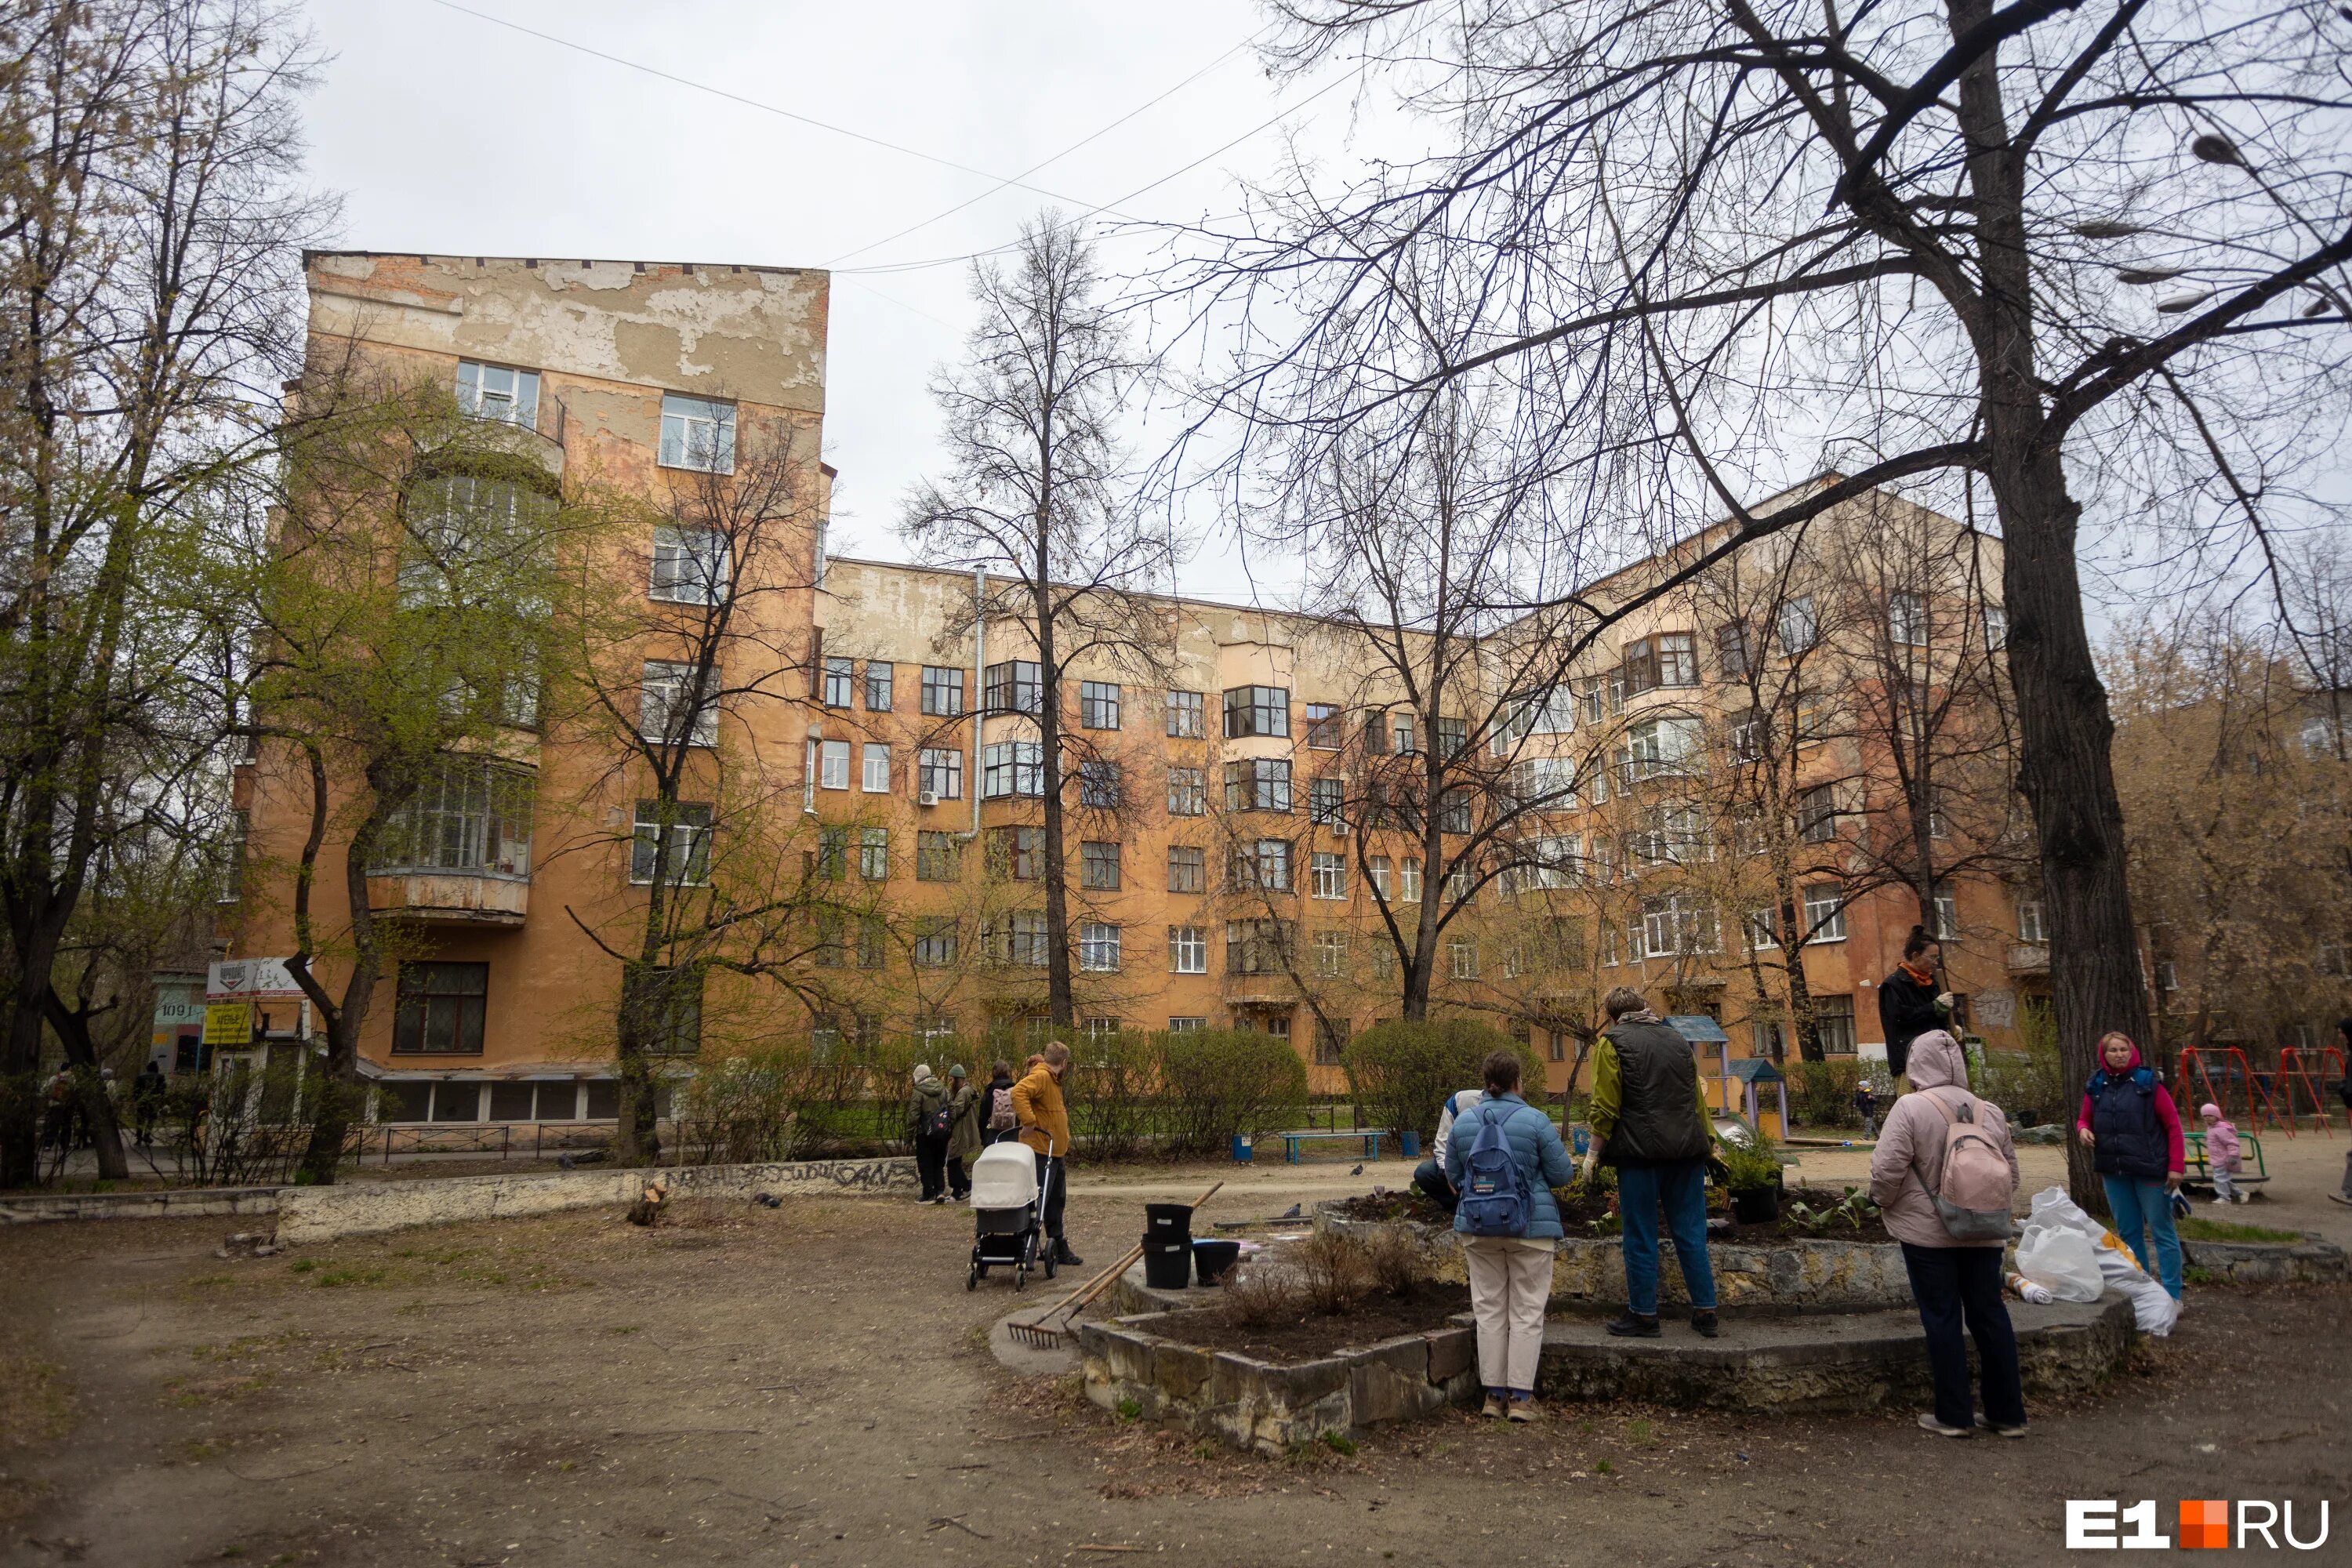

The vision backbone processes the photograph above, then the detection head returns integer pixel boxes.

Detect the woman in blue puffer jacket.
[1443,1050,1574,1421]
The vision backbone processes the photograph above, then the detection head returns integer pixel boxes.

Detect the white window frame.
[1079,923,1122,973]
[630,800,713,886]
[818,739,850,791]
[1314,928,1346,975]
[1934,891,1960,941]
[1310,851,1346,900]
[659,391,736,474]
[650,524,728,604]
[1399,857,1422,902]
[1889,590,1928,647]
[1802,884,1846,943]
[457,360,539,428]
[862,743,891,793]
[1777,594,1819,654]
[1367,856,1390,899]
[640,660,718,747]
[1168,925,1207,974]
[2016,899,2046,945]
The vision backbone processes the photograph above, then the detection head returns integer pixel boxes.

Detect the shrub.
[1980,1002,2065,1123]
[1359,1224,1428,1298]
[1154,1029,1308,1156]
[1341,1018,1544,1143]
[1295,1230,1373,1316]
[1062,1029,1159,1160]
[1222,1263,1302,1327]
[1791,1058,1863,1128]
[1718,1138,1784,1191]
[673,1047,817,1164]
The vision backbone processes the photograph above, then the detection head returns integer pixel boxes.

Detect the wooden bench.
[1279,1128,1396,1164]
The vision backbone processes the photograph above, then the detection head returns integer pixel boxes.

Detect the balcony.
[367,869,528,927]
[365,758,535,927]
[2006,942,2049,976]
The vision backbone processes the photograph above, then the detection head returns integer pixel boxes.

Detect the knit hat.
[949,1064,967,1079]
[2199,1102,2221,1120]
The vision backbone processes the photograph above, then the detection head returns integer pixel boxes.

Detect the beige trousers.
[1461,1235,1555,1394]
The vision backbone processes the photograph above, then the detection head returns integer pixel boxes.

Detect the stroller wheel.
[1044,1248,1059,1280]
[967,1264,979,1291]
[1014,1266,1028,1291]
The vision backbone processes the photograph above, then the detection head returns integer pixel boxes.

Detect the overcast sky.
[298,0,1388,603]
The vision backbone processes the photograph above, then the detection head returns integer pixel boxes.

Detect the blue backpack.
[1457,1103,1533,1237]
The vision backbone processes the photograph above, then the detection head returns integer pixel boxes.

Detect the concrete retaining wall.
[2181,1234,2347,1287]
[0,1186,281,1226]
[276,1156,919,1243]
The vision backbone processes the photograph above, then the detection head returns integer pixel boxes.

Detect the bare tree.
[0,0,329,1183]
[902,214,1174,1028]
[1189,0,2352,1201]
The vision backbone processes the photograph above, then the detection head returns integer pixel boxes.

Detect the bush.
[1718,1137,1784,1191]
[1222,1262,1302,1327]
[1341,1018,1544,1143]
[1359,1224,1428,1298]
[1295,1230,1373,1316]
[1976,1000,2065,1123]
[1155,1029,1308,1156]
[1792,1058,1864,1128]
[673,1047,818,1164]
[1062,1029,1159,1160]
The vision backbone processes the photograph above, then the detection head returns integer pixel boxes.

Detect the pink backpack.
[1926,1087,2016,1240]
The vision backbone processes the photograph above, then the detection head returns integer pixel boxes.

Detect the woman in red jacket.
[2074,1032,2185,1300]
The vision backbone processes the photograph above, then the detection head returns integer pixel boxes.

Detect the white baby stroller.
[967,1137,1057,1291]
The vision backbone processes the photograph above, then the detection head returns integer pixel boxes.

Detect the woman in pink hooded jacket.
[1868,1029,2025,1438]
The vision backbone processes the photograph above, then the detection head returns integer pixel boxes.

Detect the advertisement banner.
[206,958,307,1002]
[201,1001,253,1047]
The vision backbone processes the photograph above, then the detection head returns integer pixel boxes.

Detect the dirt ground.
[1,1157,2347,1568]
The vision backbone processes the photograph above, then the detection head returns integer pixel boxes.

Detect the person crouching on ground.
[1412,1085,1484,1213]
[2075,1030,2186,1300]
[1442,1050,1573,1421]
[945,1065,980,1202]
[2198,1103,2244,1207]
[908,1064,952,1203]
[1588,986,1720,1339]
[1013,1042,1081,1267]
[1868,1028,2027,1439]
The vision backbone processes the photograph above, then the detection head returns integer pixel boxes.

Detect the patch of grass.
[289,1258,318,1274]
[1192,1439,1220,1461]
[1318,1431,1357,1456]
[1595,1457,1616,1475]
[2183,1265,2218,1287]
[311,1265,390,1289]
[1624,1417,1655,1446]
[2176,1216,2303,1245]
[180,1439,224,1464]
[0,1356,70,1452]
[1115,1397,1142,1422]
[608,1324,643,1335]
[181,1274,236,1291]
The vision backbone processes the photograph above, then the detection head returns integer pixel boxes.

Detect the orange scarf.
[1900,960,1937,987]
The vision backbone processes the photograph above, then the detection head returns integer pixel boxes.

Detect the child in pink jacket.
[2199,1103,2244,1205]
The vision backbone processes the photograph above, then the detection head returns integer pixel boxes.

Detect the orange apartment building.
[221,252,2043,1130]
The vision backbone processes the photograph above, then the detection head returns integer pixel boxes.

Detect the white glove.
[1934,991,1955,1011]
[1578,1151,1598,1185]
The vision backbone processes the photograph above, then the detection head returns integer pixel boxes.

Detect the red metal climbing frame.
[2176,1047,2280,1134]
[2275,1046,2346,1138]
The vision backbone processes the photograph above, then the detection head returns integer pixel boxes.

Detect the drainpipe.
[968,568,986,838]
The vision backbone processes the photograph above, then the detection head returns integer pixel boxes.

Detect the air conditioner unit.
[1331,821,1350,837]
[917,789,939,808]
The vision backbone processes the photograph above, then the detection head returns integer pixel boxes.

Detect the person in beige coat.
[1868,1029,2027,1439]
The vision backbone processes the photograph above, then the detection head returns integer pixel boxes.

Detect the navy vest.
[2088,1072,2168,1181]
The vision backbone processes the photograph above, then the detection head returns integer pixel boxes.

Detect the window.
[814,826,848,881]
[1515,757,1577,812]
[2154,960,2180,992]
[1640,895,1719,958]
[2016,899,2045,944]
[866,662,894,711]
[1168,1015,1207,1032]
[917,748,964,800]
[862,743,891,793]
[1224,757,1291,812]
[1080,840,1121,890]
[641,660,718,746]
[456,361,539,427]
[659,391,735,473]
[2318,943,2350,978]
[855,915,887,970]
[1621,716,1705,781]
[631,801,713,885]
[1746,908,1779,949]
[1165,689,1204,737]
[913,921,958,970]
[650,524,728,604]
[991,826,1042,881]
[1983,604,2009,651]
[1078,760,1121,809]
[1622,637,1660,696]
[982,740,1044,798]
[1308,775,1345,826]
[1080,681,1121,730]
[374,760,535,878]
[1316,1015,1349,1065]
[1815,995,1857,1054]
[1717,623,1754,680]
[1729,708,1766,764]
[1436,717,1468,758]
[1167,844,1205,893]
[916,831,961,882]
[823,657,855,708]
[644,971,706,1056]
[858,828,889,881]
[1083,1016,1120,1039]
[992,911,1051,968]
[1934,891,1959,941]
[1449,938,1479,979]
[1370,941,1396,978]
[1802,883,1846,943]
[1390,713,1417,755]
[818,739,850,791]
[1310,851,1346,900]
[1314,928,1347,975]
[1168,925,1207,974]
[1777,595,1818,654]
[1439,789,1472,835]
[983,659,1042,715]
[1362,710,1389,754]
[1223,685,1290,738]
[1231,838,1292,892]
[1305,702,1341,750]
[1399,858,1422,902]
[1165,766,1205,816]
[1797,783,1838,843]
[392,961,488,1054]
[1657,632,1698,688]
[1367,856,1391,899]
[219,808,251,902]
[1225,919,1294,975]
[1079,923,1122,972]
[1889,590,1928,647]
[920,665,965,716]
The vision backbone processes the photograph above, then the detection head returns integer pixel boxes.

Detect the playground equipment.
[2273,1045,2347,1138]
[2176,1047,2279,1134]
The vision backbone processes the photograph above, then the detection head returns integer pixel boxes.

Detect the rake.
[1004,1179,1222,1349]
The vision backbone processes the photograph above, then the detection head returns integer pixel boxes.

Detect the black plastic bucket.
[1192,1240,1242,1286]
[1144,1203,1193,1240]
[1142,1239,1193,1290]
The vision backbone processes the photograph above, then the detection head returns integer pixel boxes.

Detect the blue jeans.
[2103,1174,2183,1298]
[1617,1161,1716,1315]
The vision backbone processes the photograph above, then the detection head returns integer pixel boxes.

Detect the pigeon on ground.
[1350,1163,1364,1175]
[1279,1203,1302,1219]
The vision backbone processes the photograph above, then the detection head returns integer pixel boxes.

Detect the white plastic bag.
[2021,1185,2179,1335]
[2013,1221,2104,1303]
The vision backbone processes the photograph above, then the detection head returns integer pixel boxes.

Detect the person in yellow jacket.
[1011,1041,1080,1266]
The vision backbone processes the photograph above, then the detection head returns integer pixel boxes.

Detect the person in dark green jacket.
[1587,985,1719,1339]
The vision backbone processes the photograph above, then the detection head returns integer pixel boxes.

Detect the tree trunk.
[1,899,70,1186]
[1032,572,1076,1028]
[614,960,665,1167]
[1778,884,1824,1062]
[290,760,408,1186]
[42,995,128,1181]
